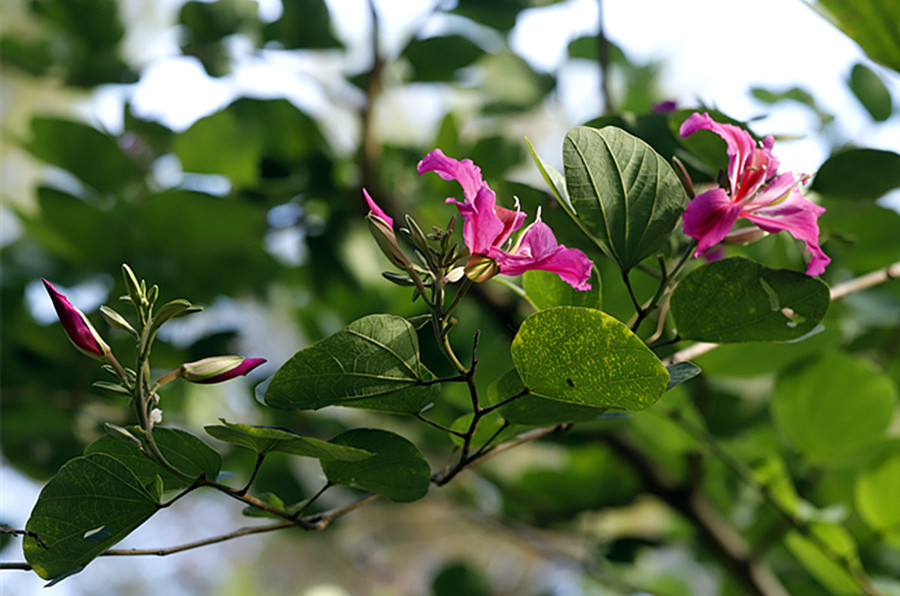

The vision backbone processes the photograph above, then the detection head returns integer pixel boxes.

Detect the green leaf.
[174,110,263,187]
[261,0,342,49]
[811,149,900,201]
[805,0,900,72]
[848,62,893,121]
[405,35,484,82]
[265,314,437,412]
[321,429,431,502]
[563,126,688,271]
[84,427,222,491]
[665,362,701,390]
[511,306,668,411]
[771,352,897,465]
[523,268,601,310]
[855,453,900,536]
[204,419,371,461]
[785,523,863,595]
[526,137,572,212]
[448,412,512,449]
[450,0,534,31]
[23,453,159,581]
[25,118,140,195]
[488,368,608,425]
[670,258,830,343]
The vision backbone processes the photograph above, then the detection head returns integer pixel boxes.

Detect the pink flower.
[417,149,594,290]
[179,356,266,384]
[679,112,830,276]
[42,278,111,361]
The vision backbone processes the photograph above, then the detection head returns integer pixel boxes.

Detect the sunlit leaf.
[522,268,601,310]
[771,351,897,464]
[670,258,830,343]
[511,306,668,411]
[855,453,900,537]
[488,368,608,425]
[805,0,900,72]
[785,522,864,595]
[24,454,159,581]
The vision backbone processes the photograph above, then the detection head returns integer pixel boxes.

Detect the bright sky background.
[3,1,900,594]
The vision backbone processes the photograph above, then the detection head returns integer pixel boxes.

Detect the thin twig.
[102,522,295,557]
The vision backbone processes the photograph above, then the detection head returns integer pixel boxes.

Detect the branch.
[102,521,295,557]
[665,260,900,365]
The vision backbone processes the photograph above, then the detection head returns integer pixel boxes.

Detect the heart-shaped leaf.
[265,314,437,412]
[511,306,668,411]
[320,429,431,502]
[563,126,688,271]
[670,258,830,343]
[24,454,159,581]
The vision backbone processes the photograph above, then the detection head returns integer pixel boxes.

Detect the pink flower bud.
[42,278,111,361]
[178,356,266,384]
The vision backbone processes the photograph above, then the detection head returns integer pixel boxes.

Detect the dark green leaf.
[511,306,668,411]
[321,429,431,502]
[23,453,159,580]
[84,427,221,491]
[204,419,371,461]
[261,0,342,49]
[811,148,900,201]
[405,35,484,82]
[665,361,701,390]
[670,258,830,343]
[488,368,608,425]
[771,352,897,464]
[848,63,893,121]
[563,126,688,271]
[25,118,140,195]
[450,0,534,31]
[523,268,601,310]
[174,110,263,187]
[265,314,437,412]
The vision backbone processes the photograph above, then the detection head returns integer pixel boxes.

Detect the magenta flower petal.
[491,222,594,290]
[179,356,266,384]
[682,188,743,256]
[363,188,393,228]
[418,148,593,290]
[42,278,110,360]
[743,191,831,276]
[680,112,828,275]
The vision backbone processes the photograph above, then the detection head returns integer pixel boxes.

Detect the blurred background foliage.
[2,0,900,594]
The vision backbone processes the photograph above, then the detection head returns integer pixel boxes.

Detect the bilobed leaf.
[321,429,431,502]
[670,258,830,343]
[24,453,159,581]
[264,314,437,412]
[811,148,900,201]
[84,427,221,491]
[511,307,668,411]
[848,62,893,121]
[563,126,688,271]
[771,352,897,465]
[204,419,371,461]
[488,368,608,425]
[523,268,601,310]
[855,453,900,537]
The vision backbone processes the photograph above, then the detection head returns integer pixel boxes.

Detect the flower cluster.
[680,112,830,276]
[364,149,594,290]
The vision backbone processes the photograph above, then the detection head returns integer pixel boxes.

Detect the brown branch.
[102,522,295,557]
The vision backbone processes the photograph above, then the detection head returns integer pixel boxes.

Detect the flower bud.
[178,356,266,384]
[367,214,411,270]
[464,254,500,283]
[42,278,111,361]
